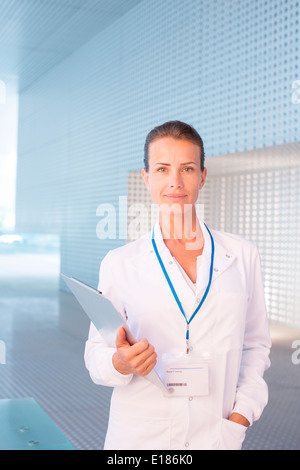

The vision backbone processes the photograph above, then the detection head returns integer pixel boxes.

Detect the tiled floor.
[243,323,300,450]
[0,248,300,450]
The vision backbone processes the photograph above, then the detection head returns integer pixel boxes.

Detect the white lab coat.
[84,220,271,450]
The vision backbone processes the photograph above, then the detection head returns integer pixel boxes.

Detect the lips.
[165,194,187,199]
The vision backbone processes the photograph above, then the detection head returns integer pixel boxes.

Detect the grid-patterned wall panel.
[199,153,300,329]
[16,0,299,297]
[127,143,300,328]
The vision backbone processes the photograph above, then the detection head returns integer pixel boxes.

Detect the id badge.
[162,356,210,397]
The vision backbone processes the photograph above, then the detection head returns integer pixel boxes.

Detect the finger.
[131,346,157,372]
[129,338,150,356]
[134,352,157,376]
[141,357,157,376]
[115,326,130,349]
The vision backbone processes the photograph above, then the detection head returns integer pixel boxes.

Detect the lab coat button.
[169,261,173,265]
[185,442,190,447]
[226,254,230,258]
[214,267,219,272]
[188,396,193,401]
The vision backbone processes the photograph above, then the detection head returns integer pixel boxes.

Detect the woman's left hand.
[229,412,250,427]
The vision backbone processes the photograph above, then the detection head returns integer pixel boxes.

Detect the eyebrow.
[154,161,197,166]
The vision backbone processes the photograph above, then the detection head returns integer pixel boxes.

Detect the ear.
[142,168,150,190]
[199,167,207,190]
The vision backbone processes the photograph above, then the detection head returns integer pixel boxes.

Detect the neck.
[159,206,202,244]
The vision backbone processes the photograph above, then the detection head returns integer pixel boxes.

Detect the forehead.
[148,137,201,162]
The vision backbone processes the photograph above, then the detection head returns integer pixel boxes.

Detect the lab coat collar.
[151,219,236,296]
[210,230,237,284]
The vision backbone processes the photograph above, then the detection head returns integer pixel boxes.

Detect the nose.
[168,170,183,188]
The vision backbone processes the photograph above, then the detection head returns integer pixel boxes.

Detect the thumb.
[115,326,130,349]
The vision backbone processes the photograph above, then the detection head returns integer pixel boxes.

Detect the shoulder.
[208,227,262,279]
[98,233,151,291]
[210,227,257,254]
[101,232,151,265]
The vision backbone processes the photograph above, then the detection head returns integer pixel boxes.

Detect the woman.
[84,120,271,450]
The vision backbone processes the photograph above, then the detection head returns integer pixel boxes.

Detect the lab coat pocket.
[104,409,171,450]
[218,418,247,450]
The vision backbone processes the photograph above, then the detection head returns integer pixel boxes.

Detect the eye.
[157,167,167,172]
[183,167,193,172]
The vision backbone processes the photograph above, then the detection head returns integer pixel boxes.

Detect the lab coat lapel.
[211,237,236,283]
[196,221,236,296]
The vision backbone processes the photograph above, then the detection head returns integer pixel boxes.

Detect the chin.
[158,201,191,215]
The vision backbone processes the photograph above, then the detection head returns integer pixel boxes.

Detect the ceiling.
[0,0,142,92]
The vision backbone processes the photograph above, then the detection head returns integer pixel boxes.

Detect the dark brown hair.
[144,120,205,172]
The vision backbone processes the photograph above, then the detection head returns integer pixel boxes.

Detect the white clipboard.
[61,274,166,392]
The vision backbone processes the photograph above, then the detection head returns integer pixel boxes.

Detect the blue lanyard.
[151,223,215,353]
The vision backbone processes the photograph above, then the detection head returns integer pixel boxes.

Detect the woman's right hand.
[112,326,157,376]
